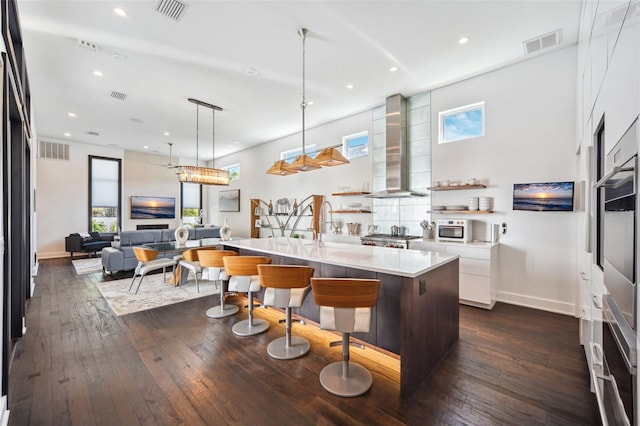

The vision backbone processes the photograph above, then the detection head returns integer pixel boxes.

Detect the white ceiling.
[17,0,582,162]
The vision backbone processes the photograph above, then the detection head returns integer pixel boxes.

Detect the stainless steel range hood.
[366,94,427,198]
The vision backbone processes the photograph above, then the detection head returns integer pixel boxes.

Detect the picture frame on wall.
[219,189,240,212]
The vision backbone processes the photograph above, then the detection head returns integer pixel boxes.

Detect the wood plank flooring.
[8,258,600,425]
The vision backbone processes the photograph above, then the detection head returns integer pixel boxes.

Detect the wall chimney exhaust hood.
[366,94,427,198]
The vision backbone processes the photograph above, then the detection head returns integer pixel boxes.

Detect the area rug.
[72,258,103,275]
[96,274,219,316]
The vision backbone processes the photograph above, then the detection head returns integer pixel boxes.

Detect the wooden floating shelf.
[431,210,493,214]
[331,192,371,196]
[330,210,372,214]
[429,184,486,191]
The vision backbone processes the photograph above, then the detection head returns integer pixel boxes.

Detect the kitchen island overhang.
[223,237,460,396]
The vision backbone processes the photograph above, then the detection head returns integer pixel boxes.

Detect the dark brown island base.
[223,237,460,396]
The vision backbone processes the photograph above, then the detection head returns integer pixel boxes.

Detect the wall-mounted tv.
[130,196,176,219]
[513,182,575,212]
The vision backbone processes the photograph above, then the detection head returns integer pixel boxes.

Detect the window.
[342,131,369,159]
[595,120,605,270]
[438,101,485,143]
[221,163,240,180]
[181,183,202,225]
[281,145,317,163]
[89,156,121,232]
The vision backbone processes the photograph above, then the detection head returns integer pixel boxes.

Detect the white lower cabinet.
[409,240,498,309]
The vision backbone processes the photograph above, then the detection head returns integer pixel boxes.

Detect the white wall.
[431,46,579,315]
[208,110,374,239]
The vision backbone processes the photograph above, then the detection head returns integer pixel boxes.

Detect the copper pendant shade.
[266,28,349,176]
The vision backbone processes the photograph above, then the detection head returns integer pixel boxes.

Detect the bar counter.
[223,237,460,396]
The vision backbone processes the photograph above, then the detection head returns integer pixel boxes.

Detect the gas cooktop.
[362,234,421,240]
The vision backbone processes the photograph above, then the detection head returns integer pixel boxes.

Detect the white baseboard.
[0,395,10,426]
[497,291,576,316]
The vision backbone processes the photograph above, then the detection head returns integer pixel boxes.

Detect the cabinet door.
[459,273,491,305]
[459,258,490,276]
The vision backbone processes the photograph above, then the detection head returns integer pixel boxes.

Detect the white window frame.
[342,131,369,159]
[280,144,317,163]
[438,101,485,144]
[221,163,240,180]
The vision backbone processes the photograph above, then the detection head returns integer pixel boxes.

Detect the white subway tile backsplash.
[410,138,430,157]
[408,123,429,141]
[411,171,431,190]
[373,118,386,135]
[372,132,386,149]
[373,147,386,163]
[372,105,385,120]
[373,161,386,178]
[372,176,386,192]
[408,106,429,125]
[408,92,430,109]
[410,155,430,173]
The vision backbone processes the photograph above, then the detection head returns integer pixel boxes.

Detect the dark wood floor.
[7,258,600,425]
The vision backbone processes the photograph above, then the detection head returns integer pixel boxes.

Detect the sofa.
[65,232,113,259]
[101,226,221,274]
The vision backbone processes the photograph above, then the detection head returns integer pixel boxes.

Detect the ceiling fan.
[149,142,180,170]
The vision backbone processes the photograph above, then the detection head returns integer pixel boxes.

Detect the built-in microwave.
[436,219,471,242]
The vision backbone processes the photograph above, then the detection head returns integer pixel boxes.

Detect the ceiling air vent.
[523,29,562,55]
[110,91,128,101]
[155,0,189,22]
[87,131,100,136]
[38,140,70,161]
[78,39,98,52]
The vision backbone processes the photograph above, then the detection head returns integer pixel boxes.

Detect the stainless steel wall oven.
[594,118,638,426]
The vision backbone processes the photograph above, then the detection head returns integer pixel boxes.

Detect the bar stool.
[128,247,177,294]
[223,255,272,336]
[178,247,217,292]
[311,277,381,397]
[257,264,314,360]
[198,250,240,318]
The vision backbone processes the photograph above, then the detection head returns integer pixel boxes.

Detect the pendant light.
[178,98,231,186]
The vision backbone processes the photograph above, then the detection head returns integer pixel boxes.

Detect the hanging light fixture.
[178,98,231,186]
[266,28,349,175]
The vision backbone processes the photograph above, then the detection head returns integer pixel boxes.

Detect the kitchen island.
[223,237,460,396]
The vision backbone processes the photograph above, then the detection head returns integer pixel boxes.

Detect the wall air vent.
[110,91,127,101]
[87,131,100,136]
[155,0,189,22]
[523,29,562,55]
[38,140,70,161]
[78,39,98,52]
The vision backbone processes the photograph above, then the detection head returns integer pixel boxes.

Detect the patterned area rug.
[96,273,219,316]
[72,258,103,275]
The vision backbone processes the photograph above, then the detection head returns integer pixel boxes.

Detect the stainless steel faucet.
[318,200,334,242]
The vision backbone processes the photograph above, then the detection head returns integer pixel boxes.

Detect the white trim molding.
[497,291,575,316]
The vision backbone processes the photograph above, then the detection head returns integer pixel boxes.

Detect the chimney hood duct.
[366,94,427,198]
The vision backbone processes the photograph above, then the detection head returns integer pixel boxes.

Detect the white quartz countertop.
[409,239,499,249]
[223,237,458,278]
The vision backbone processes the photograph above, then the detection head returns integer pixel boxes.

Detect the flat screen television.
[513,181,575,211]
[130,196,176,219]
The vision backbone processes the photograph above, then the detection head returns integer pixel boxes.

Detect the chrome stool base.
[267,336,310,360]
[319,362,373,397]
[206,304,239,318]
[232,318,269,336]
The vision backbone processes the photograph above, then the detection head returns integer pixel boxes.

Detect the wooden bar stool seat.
[198,250,239,318]
[223,256,272,336]
[177,247,218,292]
[258,265,315,360]
[311,277,381,397]
[128,247,177,294]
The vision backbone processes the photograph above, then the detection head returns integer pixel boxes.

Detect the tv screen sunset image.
[131,196,176,219]
[513,182,574,211]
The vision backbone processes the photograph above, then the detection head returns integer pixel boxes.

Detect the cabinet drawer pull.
[592,295,602,309]
[591,343,604,366]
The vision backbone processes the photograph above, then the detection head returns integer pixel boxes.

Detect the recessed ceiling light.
[346,84,354,89]
[114,7,127,17]
[93,70,103,77]
[458,36,470,45]
[232,141,240,145]
[389,66,398,72]
[68,112,77,117]
[64,132,71,137]
[308,100,314,105]
[164,132,170,136]
[143,145,149,149]
[244,67,259,77]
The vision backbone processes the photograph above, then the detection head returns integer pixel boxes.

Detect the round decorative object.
[175,225,189,245]
[220,219,231,241]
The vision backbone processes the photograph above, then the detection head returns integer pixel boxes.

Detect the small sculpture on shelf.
[268,200,274,215]
[292,198,298,215]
